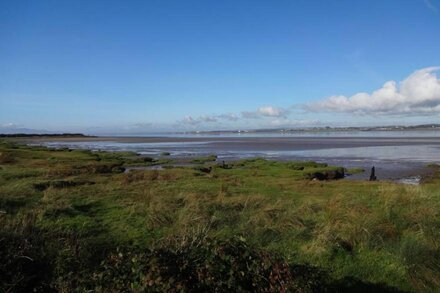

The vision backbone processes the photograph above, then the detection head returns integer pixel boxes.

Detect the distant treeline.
[0,133,91,138]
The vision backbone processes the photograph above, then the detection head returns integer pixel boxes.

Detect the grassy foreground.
[0,140,439,292]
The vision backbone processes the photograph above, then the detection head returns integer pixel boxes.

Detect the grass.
[191,154,217,164]
[0,140,439,292]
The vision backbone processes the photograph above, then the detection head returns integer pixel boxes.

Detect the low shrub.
[305,167,345,180]
[93,238,333,292]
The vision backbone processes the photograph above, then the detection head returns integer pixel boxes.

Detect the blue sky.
[1,0,440,133]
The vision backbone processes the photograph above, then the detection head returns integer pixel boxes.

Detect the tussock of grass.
[0,151,16,164]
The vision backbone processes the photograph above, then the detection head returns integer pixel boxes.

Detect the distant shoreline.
[178,124,440,135]
[2,123,440,138]
[12,134,439,183]
[0,133,92,138]
[9,134,440,149]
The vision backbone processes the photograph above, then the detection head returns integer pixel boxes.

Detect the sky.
[1,0,440,134]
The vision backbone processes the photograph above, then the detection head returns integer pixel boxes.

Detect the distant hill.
[0,133,90,138]
[182,124,440,135]
[0,126,51,135]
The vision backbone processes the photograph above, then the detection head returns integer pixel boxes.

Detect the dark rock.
[290,166,305,171]
[194,166,212,173]
[306,168,345,181]
[369,166,377,181]
[143,157,154,162]
[111,166,126,173]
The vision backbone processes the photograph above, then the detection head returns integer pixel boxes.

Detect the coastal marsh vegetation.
[0,140,439,292]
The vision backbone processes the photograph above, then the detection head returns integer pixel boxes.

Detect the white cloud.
[304,67,440,116]
[128,122,153,129]
[217,113,239,121]
[182,116,200,125]
[199,115,218,123]
[268,118,321,127]
[179,113,239,125]
[1,123,22,128]
[179,107,289,127]
[242,106,289,118]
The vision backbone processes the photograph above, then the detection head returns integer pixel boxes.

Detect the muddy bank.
[16,135,440,151]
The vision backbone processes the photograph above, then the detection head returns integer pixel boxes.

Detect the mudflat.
[15,135,440,151]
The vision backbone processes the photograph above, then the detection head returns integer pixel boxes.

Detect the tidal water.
[37,131,440,182]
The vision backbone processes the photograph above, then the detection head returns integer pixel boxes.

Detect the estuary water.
[35,130,440,182]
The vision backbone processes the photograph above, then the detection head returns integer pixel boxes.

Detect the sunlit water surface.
[37,131,440,183]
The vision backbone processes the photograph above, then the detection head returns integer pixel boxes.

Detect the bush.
[93,238,330,292]
[0,223,403,293]
[305,167,345,180]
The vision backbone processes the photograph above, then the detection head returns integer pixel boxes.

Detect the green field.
[0,140,439,292]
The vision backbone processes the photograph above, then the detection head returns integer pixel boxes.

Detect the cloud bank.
[179,106,290,127]
[101,66,440,133]
[305,67,440,116]
[178,113,239,126]
[242,106,289,118]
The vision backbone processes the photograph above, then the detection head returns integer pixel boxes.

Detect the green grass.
[191,154,217,164]
[0,140,439,292]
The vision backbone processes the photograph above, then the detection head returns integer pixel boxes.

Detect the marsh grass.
[0,140,439,292]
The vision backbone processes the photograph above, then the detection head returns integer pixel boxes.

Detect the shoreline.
[12,135,440,151]
[10,136,440,184]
